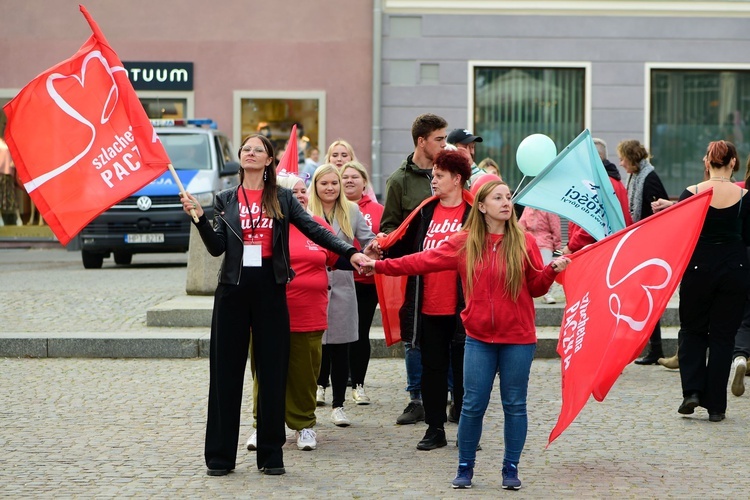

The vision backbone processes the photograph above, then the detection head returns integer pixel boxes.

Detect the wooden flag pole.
[168,163,199,222]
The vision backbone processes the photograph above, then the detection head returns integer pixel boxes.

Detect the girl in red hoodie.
[365,180,570,490]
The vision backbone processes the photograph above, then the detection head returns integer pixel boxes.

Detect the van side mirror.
[221,161,240,177]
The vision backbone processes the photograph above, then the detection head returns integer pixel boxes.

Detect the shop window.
[650,68,750,195]
[472,65,586,189]
[236,92,325,165]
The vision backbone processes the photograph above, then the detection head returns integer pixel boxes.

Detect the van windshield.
[161,134,211,170]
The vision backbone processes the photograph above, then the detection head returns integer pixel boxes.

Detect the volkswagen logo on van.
[136,196,153,211]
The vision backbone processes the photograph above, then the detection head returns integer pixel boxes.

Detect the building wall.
[0,0,374,163]
[379,7,750,184]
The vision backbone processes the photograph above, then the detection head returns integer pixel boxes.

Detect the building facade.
[3,0,750,230]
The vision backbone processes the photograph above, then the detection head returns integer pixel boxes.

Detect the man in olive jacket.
[381,113,448,425]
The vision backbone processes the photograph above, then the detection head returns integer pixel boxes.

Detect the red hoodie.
[375,231,556,344]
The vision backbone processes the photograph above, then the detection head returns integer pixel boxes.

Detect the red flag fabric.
[548,188,712,446]
[2,5,170,245]
[276,124,298,175]
[374,190,475,346]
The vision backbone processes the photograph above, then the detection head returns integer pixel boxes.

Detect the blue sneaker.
[502,463,522,490]
[452,463,474,489]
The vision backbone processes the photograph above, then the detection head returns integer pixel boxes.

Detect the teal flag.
[513,130,626,241]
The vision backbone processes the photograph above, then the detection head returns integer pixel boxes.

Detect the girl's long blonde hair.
[462,180,530,300]
[308,163,355,239]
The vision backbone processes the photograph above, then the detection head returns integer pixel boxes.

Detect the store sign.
[123,62,193,91]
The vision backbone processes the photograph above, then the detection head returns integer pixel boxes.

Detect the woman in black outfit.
[181,134,368,476]
[672,140,750,421]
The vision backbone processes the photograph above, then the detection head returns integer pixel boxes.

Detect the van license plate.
[125,233,165,243]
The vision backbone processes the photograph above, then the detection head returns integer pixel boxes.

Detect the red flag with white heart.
[547,188,712,446]
[2,5,171,245]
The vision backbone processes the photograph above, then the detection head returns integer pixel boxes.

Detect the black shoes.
[417,427,447,451]
[396,401,425,425]
[634,348,664,365]
[678,393,701,415]
[206,468,232,476]
[262,467,286,475]
[708,413,726,422]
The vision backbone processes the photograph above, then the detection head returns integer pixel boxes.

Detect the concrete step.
[0,325,679,360]
[146,295,681,328]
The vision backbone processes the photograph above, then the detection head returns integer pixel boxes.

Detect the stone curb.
[0,326,679,359]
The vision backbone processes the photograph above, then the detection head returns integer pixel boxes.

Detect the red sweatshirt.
[374,231,556,344]
[354,196,384,285]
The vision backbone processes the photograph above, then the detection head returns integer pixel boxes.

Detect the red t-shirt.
[286,216,339,332]
[238,187,273,258]
[421,202,465,315]
[354,196,384,285]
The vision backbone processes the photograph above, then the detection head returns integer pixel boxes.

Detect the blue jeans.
[404,342,422,400]
[457,337,535,466]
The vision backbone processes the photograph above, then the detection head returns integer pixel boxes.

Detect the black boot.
[635,343,664,365]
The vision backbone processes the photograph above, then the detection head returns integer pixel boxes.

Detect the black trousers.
[350,282,379,387]
[318,343,350,408]
[678,245,750,414]
[204,260,290,471]
[734,295,750,358]
[420,314,464,428]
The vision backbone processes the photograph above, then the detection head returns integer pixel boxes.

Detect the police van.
[78,119,239,268]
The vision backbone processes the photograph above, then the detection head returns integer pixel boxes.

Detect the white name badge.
[243,244,262,267]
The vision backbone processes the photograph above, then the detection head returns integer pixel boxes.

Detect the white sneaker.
[542,293,556,304]
[731,356,747,397]
[296,428,317,451]
[331,407,351,427]
[352,384,371,405]
[316,385,326,406]
[246,430,257,451]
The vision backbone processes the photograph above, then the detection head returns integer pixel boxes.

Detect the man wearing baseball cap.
[447,129,484,184]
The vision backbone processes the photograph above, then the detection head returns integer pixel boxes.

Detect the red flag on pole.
[2,5,171,245]
[547,188,712,446]
[276,124,298,175]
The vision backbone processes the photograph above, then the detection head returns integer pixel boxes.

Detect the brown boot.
[657,354,679,369]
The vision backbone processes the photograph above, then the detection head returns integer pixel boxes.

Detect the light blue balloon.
[516,134,557,176]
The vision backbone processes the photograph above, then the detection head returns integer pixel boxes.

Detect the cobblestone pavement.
[1,248,748,497]
[2,356,749,498]
[0,248,186,333]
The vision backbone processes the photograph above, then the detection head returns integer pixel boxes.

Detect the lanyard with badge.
[240,187,263,267]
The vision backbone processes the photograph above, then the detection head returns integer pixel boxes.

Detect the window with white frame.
[649,67,750,195]
[472,65,587,189]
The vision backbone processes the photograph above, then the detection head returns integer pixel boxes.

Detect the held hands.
[350,253,372,274]
[362,239,383,260]
[651,198,674,213]
[550,256,571,273]
[180,193,204,218]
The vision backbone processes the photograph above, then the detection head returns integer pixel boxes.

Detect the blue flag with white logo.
[513,130,626,241]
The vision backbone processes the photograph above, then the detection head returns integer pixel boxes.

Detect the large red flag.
[548,188,712,446]
[276,124,299,175]
[2,5,170,245]
[374,190,474,346]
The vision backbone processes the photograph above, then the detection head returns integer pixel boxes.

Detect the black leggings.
[350,282,379,387]
[318,342,351,408]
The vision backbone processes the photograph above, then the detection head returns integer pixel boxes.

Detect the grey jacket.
[323,204,375,344]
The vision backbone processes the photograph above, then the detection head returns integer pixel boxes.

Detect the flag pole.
[168,164,199,222]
